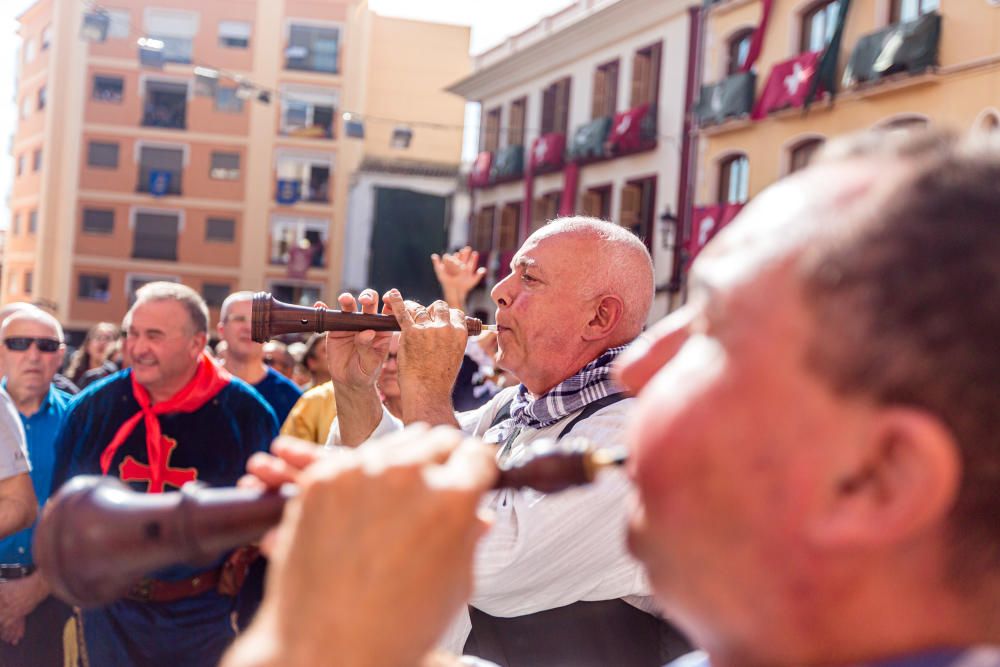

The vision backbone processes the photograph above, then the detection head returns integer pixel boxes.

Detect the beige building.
[448,0,700,321]
[691,0,1000,245]
[7,0,469,339]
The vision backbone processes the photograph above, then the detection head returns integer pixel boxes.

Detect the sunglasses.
[3,337,62,353]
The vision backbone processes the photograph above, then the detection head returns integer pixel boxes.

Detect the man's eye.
[522,274,537,283]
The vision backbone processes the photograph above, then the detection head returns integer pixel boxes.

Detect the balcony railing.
[694,71,756,127]
[843,12,941,88]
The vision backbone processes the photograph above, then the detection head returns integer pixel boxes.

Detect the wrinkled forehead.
[694,159,885,291]
[129,299,190,331]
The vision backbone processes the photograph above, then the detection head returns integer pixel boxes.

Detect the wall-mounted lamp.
[391,125,413,149]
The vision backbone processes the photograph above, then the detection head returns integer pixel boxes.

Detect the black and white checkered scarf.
[487,344,628,443]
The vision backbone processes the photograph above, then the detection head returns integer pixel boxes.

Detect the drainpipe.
[668,4,704,299]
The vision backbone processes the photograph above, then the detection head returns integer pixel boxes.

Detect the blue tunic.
[50,370,278,667]
[252,366,301,425]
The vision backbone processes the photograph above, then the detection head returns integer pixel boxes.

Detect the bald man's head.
[533,217,654,341]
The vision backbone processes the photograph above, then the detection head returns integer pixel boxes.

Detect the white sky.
[0,0,575,228]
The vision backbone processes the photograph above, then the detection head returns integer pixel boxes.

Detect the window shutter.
[620,184,642,228]
[581,191,602,218]
[499,206,519,251]
[591,68,605,120]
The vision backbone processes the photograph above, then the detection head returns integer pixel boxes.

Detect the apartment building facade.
[448,0,699,321]
[8,0,468,338]
[689,0,1000,255]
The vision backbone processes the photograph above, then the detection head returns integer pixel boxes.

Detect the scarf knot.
[488,344,628,443]
[99,353,232,493]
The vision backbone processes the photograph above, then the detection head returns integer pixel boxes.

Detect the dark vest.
[464,393,692,666]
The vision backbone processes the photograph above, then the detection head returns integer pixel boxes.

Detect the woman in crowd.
[64,322,120,387]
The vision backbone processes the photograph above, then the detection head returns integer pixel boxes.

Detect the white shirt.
[327,386,651,653]
[0,387,30,480]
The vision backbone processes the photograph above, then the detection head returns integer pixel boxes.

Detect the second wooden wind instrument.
[251,291,493,342]
[34,444,626,608]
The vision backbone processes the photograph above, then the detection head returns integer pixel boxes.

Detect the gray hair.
[535,216,654,338]
[0,307,64,342]
[220,291,255,323]
[127,282,209,334]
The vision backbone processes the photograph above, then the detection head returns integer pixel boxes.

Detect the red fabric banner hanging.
[529,133,566,173]
[469,151,493,188]
[741,0,775,73]
[559,161,579,216]
[606,104,651,154]
[751,50,823,120]
[688,202,746,263]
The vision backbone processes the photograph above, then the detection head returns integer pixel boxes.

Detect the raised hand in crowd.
[431,246,486,309]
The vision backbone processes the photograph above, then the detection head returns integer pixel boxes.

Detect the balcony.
[843,12,941,88]
[468,151,493,189]
[694,71,756,127]
[137,167,182,196]
[142,81,187,130]
[568,117,612,163]
[528,133,566,175]
[275,173,330,205]
[606,104,657,157]
[490,145,524,183]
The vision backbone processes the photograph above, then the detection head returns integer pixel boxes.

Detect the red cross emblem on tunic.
[119,436,198,493]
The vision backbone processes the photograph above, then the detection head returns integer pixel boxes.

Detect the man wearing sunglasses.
[0,309,74,666]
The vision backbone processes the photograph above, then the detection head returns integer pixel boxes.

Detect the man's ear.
[809,407,960,548]
[191,331,208,359]
[582,295,625,341]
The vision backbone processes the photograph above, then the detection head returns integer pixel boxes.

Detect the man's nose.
[491,273,514,307]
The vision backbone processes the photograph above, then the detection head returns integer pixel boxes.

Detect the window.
[482,107,501,152]
[801,1,842,53]
[508,97,527,147]
[78,274,111,302]
[620,178,655,246]
[541,78,571,135]
[41,25,52,51]
[23,39,36,64]
[471,207,495,255]
[727,29,754,75]
[268,281,322,307]
[592,60,619,119]
[83,208,115,234]
[270,215,328,268]
[143,8,198,64]
[202,283,231,307]
[214,86,244,113]
[205,217,235,242]
[107,10,130,39]
[127,274,178,306]
[275,154,331,203]
[142,80,187,129]
[210,152,240,180]
[285,23,340,74]
[11,213,19,235]
[631,42,662,107]
[32,149,41,172]
[581,185,612,220]
[87,141,120,169]
[93,75,124,103]
[28,211,37,234]
[37,86,46,110]
[498,203,521,254]
[532,193,560,234]
[16,154,24,176]
[137,145,184,195]
[219,21,251,48]
[719,154,749,204]
[132,210,180,261]
[280,87,337,138]
[891,0,938,23]
[23,271,32,295]
[788,138,824,173]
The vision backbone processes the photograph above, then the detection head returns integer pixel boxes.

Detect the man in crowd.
[324,218,687,664]
[0,303,78,394]
[281,333,337,445]
[227,128,1000,667]
[218,292,301,425]
[51,282,278,667]
[0,309,69,666]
